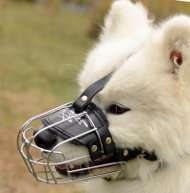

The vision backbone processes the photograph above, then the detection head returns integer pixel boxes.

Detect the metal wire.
[17,102,126,184]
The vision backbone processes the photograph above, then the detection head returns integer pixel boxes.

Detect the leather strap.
[42,103,115,160]
[113,148,157,162]
[73,72,113,113]
[42,72,158,162]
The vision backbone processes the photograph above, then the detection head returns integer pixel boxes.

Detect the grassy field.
[1,1,190,193]
[0,2,92,193]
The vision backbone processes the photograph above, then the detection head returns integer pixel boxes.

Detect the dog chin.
[54,153,120,178]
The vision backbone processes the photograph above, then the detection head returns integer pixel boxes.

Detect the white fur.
[58,1,190,192]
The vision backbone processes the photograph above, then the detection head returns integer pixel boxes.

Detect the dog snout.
[33,127,57,150]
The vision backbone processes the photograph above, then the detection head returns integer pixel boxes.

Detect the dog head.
[79,0,190,179]
[18,0,190,184]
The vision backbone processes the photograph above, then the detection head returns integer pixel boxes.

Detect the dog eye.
[106,104,130,115]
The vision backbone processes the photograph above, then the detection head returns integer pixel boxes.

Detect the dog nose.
[33,128,57,150]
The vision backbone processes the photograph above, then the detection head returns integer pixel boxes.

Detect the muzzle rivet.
[105,137,112,144]
[91,145,98,152]
[123,149,129,157]
[81,95,88,102]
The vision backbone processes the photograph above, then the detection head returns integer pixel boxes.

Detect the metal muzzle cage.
[17,102,126,184]
[17,72,157,184]
[17,73,127,184]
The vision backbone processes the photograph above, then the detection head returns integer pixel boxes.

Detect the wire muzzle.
[17,72,157,184]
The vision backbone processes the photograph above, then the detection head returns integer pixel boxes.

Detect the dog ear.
[162,16,190,82]
[100,0,149,41]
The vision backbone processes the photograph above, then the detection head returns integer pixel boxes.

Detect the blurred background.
[1,0,190,193]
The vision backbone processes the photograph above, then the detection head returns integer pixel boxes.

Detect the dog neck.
[103,150,190,183]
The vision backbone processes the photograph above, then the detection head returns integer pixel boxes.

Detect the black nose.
[33,128,57,150]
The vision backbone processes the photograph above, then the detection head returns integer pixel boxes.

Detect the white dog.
[77,1,190,193]
[25,1,190,193]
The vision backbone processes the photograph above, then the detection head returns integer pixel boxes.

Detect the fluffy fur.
[56,1,190,192]
[79,1,190,193]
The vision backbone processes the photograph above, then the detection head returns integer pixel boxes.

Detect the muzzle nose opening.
[33,128,57,150]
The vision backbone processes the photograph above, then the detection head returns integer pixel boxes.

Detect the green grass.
[0,2,91,96]
[0,2,93,125]
[0,2,91,193]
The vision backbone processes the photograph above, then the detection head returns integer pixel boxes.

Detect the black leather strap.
[42,103,115,160]
[42,71,158,162]
[113,148,157,162]
[73,72,113,113]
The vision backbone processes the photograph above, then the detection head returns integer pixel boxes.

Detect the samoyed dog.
[79,1,190,192]
[23,0,190,193]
